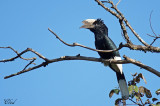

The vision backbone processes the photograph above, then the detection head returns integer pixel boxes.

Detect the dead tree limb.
[0,47,48,62]
[0,46,36,61]
[95,0,160,53]
[123,55,160,77]
[4,55,160,79]
[2,51,160,79]
[48,28,122,53]
[48,27,160,53]
[147,11,160,45]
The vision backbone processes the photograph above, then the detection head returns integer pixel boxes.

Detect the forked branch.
[147,11,160,45]
[3,53,160,79]
[48,28,122,53]
[95,0,160,52]
[0,47,48,62]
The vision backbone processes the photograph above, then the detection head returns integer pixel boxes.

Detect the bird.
[80,19,129,99]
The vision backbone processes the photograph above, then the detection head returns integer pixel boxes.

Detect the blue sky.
[1,0,160,106]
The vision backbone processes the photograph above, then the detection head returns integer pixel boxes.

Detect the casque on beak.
[80,19,96,29]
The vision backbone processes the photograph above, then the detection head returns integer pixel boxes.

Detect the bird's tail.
[116,72,129,100]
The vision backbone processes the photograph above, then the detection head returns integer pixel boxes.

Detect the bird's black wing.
[95,35,120,59]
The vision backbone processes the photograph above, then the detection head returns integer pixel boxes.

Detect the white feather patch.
[103,56,123,74]
[114,56,123,74]
[109,56,123,74]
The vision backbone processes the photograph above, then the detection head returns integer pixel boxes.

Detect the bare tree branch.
[48,27,160,53]
[48,28,122,53]
[123,55,160,78]
[22,58,36,71]
[0,47,48,62]
[128,98,142,106]
[103,0,150,47]
[0,46,36,61]
[116,0,121,6]
[149,11,157,37]
[94,0,160,53]
[3,54,160,79]
[150,37,160,46]
[147,11,160,46]
[122,43,160,53]
[119,19,133,44]
[95,0,122,19]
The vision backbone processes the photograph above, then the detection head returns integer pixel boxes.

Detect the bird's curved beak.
[80,21,95,29]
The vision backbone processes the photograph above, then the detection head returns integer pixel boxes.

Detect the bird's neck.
[92,30,107,41]
[94,33,106,41]
[90,27,108,41]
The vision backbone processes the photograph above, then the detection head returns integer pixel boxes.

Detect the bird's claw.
[108,59,113,64]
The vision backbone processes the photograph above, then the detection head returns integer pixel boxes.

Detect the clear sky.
[1,0,160,106]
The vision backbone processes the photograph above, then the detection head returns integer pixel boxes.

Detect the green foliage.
[109,89,120,98]
[109,73,160,106]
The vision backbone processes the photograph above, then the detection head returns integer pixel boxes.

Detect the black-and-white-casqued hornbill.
[80,19,129,99]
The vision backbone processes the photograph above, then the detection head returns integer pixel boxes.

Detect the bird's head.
[80,19,108,34]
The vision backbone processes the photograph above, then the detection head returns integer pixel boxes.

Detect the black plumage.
[81,19,129,99]
[91,19,120,59]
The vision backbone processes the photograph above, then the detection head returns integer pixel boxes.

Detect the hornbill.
[80,19,129,99]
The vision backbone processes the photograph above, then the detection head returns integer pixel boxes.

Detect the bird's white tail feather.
[114,56,123,74]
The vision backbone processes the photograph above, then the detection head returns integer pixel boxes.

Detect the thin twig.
[0,47,48,62]
[147,34,155,38]
[139,97,144,106]
[116,0,121,6]
[150,37,160,46]
[149,10,157,37]
[22,58,36,71]
[129,98,142,106]
[48,28,160,53]
[95,0,122,20]
[48,28,122,53]
[147,10,160,46]
[0,46,35,61]
[122,99,126,106]
[27,48,48,61]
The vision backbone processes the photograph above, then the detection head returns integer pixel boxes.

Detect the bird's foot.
[108,58,113,64]
[103,58,113,66]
